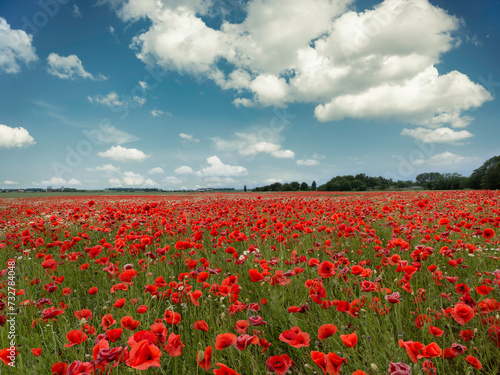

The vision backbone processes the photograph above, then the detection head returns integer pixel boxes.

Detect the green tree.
[469,155,500,189]
[243,185,247,192]
[290,181,300,191]
[300,182,308,191]
[311,181,316,191]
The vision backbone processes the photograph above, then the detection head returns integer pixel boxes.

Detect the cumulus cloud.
[163,176,183,184]
[0,124,35,148]
[239,141,295,159]
[151,109,168,117]
[96,124,138,145]
[86,163,120,172]
[296,159,319,166]
[174,166,194,175]
[401,127,474,143]
[122,171,157,186]
[114,0,491,129]
[196,156,248,177]
[3,180,19,185]
[98,145,149,162]
[179,133,199,142]
[212,130,295,159]
[426,151,471,166]
[0,17,37,74]
[47,53,107,80]
[148,167,164,174]
[39,177,82,186]
[264,178,283,184]
[88,92,125,107]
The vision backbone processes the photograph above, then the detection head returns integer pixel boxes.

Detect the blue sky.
[0,0,499,190]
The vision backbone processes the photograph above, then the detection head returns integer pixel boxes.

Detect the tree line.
[252,155,500,192]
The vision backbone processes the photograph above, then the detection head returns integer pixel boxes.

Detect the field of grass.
[0,191,498,374]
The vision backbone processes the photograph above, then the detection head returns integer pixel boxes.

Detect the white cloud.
[122,171,157,186]
[401,127,474,143]
[239,141,294,159]
[109,171,158,187]
[196,156,248,177]
[263,178,283,184]
[312,153,325,160]
[297,159,319,166]
[39,177,82,186]
[86,163,120,172]
[213,130,295,159]
[3,180,19,185]
[88,92,125,107]
[174,166,194,175]
[0,17,37,74]
[427,151,470,166]
[151,109,168,117]
[116,0,492,128]
[47,53,106,80]
[204,177,236,185]
[163,176,183,184]
[139,80,148,90]
[132,96,146,106]
[99,124,138,144]
[148,167,164,174]
[73,5,82,18]
[0,124,35,149]
[98,145,149,162]
[179,133,199,142]
[117,0,161,21]
[314,67,492,126]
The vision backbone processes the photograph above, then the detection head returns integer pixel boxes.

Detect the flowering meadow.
[0,191,499,375]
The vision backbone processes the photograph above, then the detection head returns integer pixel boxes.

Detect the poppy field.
[0,191,499,374]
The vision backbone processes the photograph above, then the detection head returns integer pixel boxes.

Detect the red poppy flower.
[31,348,42,357]
[398,340,425,364]
[163,310,181,325]
[51,362,68,375]
[213,363,241,375]
[318,324,337,340]
[459,329,474,342]
[235,320,249,334]
[106,328,123,343]
[120,269,138,283]
[113,298,126,308]
[137,305,148,314]
[67,360,94,374]
[87,286,98,295]
[215,333,237,350]
[311,351,347,375]
[318,261,335,278]
[482,228,495,240]
[466,355,482,369]
[340,332,358,348]
[476,285,493,295]
[266,354,294,375]
[428,326,444,337]
[193,320,209,332]
[420,342,442,358]
[74,309,92,320]
[125,339,161,370]
[164,332,185,357]
[248,269,264,282]
[101,314,117,330]
[385,292,400,304]
[121,316,141,330]
[197,346,212,371]
[64,329,87,347]
[451,303,475,325]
